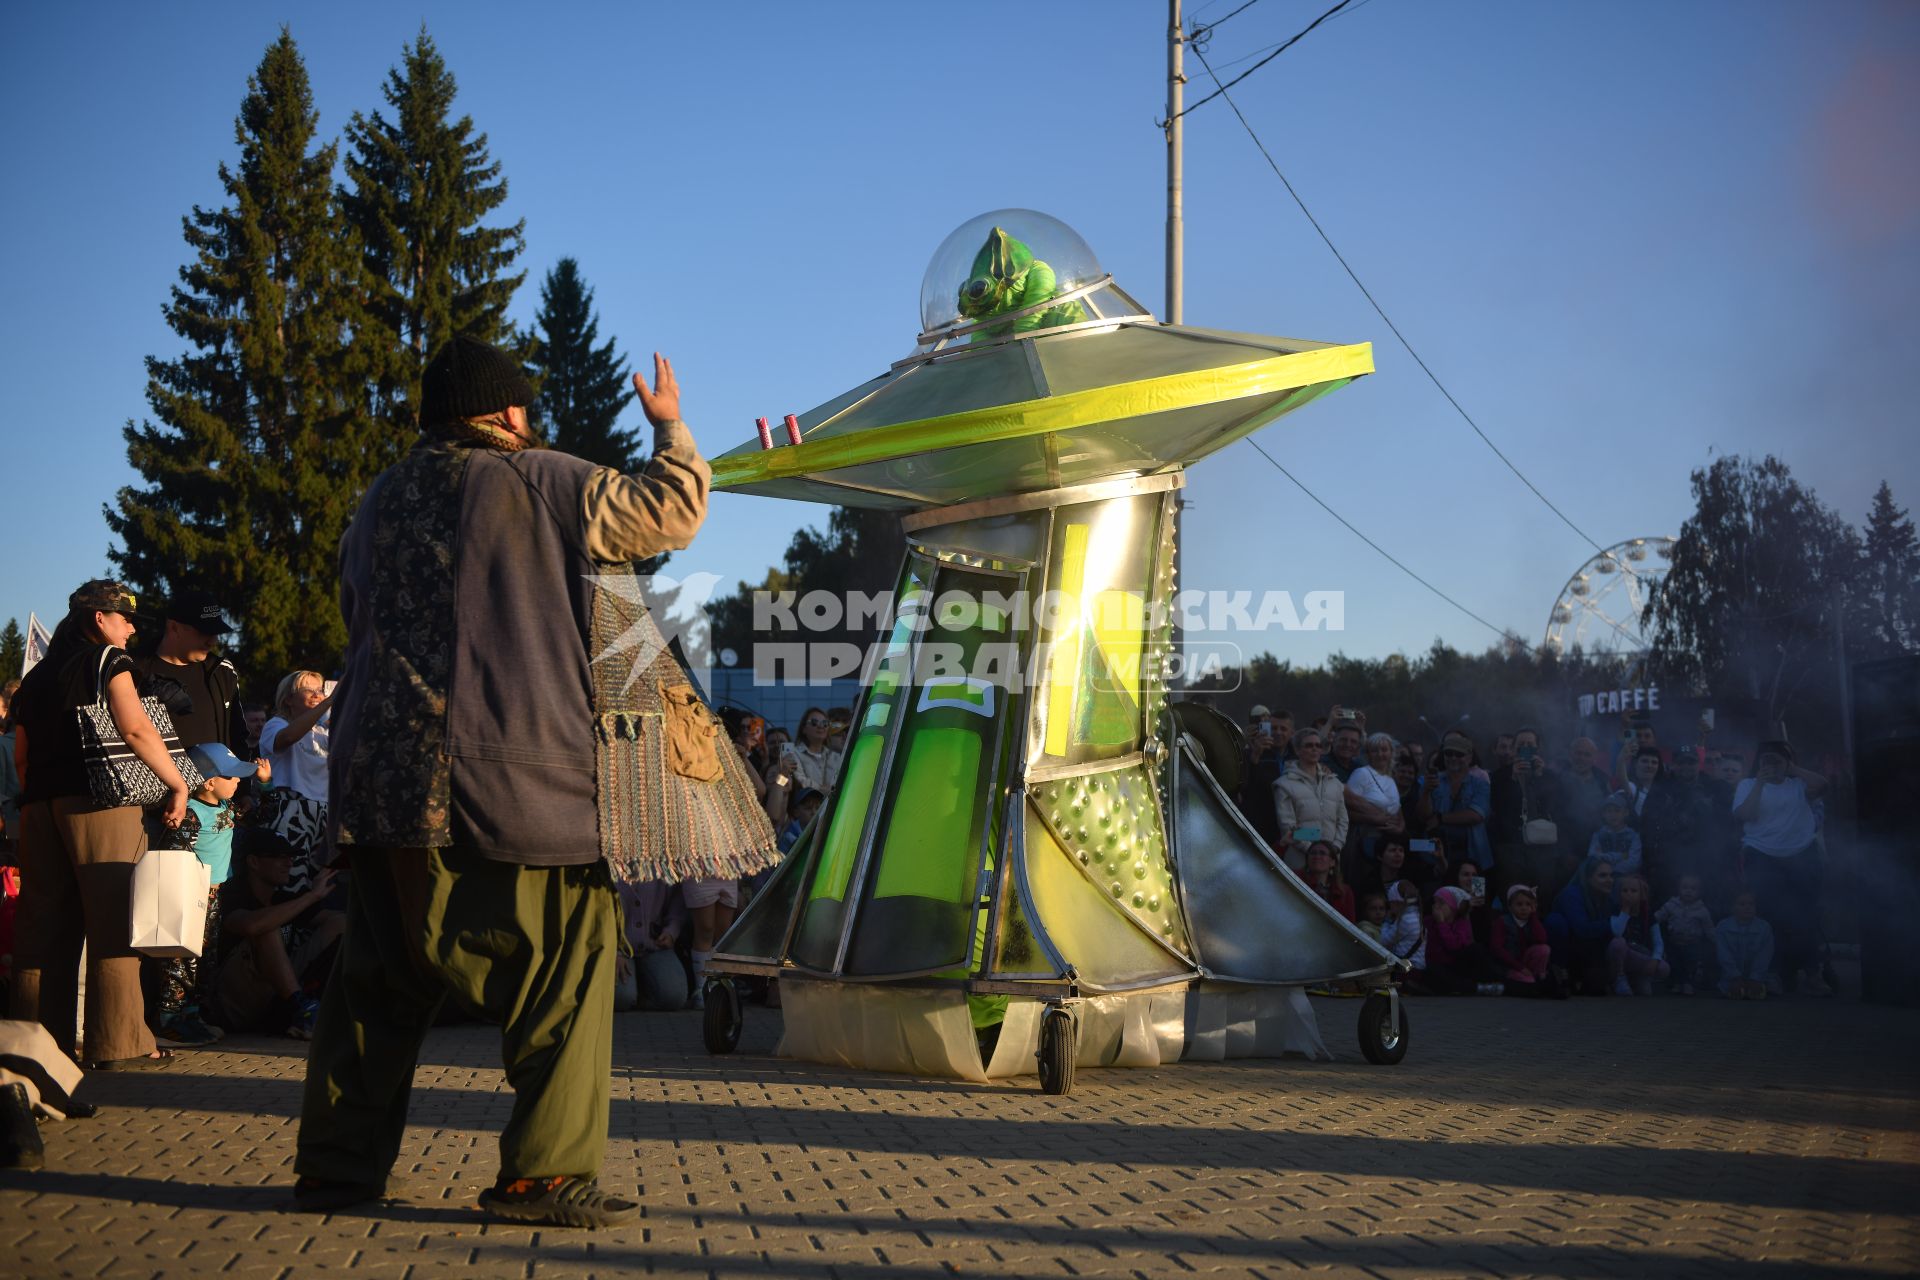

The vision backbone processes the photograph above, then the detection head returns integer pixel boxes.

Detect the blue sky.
[3,0,1915,667]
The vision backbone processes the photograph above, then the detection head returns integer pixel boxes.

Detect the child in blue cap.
[143,743,256,1046]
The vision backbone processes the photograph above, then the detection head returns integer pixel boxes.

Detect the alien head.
[956,227,1035,319]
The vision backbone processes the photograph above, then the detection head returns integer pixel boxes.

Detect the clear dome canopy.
[917,209,1145,341]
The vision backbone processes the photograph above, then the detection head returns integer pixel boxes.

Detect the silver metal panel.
[900,472,1184,533]
[1171,742,1401,984]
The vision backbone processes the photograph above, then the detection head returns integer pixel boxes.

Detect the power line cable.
[1188,0,1271,40]
[1188,39,1611,559]
[1244,436,1508,637]
[1173,0,1354,121]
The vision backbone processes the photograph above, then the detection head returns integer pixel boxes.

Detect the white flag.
[21,612,51,675]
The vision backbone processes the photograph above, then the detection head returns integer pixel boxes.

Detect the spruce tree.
[1855,481,1920,659]
[1646,455,1860,723]
[107,30,369,684]
[343,27,525,442]
[0,618,23,682]
[530,258,641,471]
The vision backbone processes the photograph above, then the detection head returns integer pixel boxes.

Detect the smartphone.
[1260,718,1273,736]
[1470,875,1486,902]
[1702,708,1716,731]
[1295,826,1322,842]
[1516,743,1536,761]
[1409,838,1437,854]
[742,715,766,750]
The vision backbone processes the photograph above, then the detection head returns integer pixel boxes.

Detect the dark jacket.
[329,424,709,864]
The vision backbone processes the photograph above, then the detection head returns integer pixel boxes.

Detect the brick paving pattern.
[3,995,1916,1278]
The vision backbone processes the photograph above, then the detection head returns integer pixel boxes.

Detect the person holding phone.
[1418,733,1493,883]
[1451,859,1491,946]
[771,706,842,797]
[1238,706,1290,850]
[1274,727,1348,873]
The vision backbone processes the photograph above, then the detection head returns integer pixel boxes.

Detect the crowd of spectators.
[1236,702,1835,999]
[0,575,1843,1087]
[0,580,858,1061]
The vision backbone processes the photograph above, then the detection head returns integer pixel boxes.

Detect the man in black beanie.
[292,335,709,1226]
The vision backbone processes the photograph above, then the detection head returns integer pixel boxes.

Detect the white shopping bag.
[129,847,212,958]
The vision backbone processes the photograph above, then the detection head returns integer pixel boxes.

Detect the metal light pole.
[1166,0,1185,327]
[1166,0,1188,686]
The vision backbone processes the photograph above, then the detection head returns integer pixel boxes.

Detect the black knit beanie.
[419,334,536,428]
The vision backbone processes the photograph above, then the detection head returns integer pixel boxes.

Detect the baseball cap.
[1249,704,1272,719]
[188,742,255,779]
[166,588,234,635]
[794,787,826,809]
[235,827,300,862]
[68,579,148,622]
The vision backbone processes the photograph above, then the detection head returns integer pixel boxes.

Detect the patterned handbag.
[76,649,205,809]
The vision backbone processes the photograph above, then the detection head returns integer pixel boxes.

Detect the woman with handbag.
[8,580,190,1069]
[1492,728,1562,898]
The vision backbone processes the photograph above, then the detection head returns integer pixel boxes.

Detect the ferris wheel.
[1544,536,1676,656]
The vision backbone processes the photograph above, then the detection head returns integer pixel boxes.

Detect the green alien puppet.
[955,227,1089,341]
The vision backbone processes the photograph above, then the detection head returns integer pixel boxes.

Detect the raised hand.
[633,353,682,427]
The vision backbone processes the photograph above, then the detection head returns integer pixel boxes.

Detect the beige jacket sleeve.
[580,419,711,563]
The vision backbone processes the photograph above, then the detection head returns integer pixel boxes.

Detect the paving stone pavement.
[3,993,1917,1279]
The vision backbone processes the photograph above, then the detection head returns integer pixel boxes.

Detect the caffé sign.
[1578,685,1660,718]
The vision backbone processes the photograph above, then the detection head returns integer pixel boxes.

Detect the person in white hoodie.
[1274,727,1349,872]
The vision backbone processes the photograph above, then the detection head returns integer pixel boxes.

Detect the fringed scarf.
[588,562,778,883]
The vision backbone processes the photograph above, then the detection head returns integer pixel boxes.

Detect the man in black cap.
[293,334,712,1227]
[130,589,265,782]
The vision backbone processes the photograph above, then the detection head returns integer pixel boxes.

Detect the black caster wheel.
[703,977,742,1054]
[1358,989,1408,1065]
[1037,1006,1076,1095]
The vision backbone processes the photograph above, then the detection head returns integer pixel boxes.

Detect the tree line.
[103,28,642,691]
[1187,457,1918,762]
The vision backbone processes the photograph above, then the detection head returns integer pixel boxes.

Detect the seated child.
[1489,883,1559,997]
[1380,880,1426,973]
[1357,892,1387,943]
[1424,886,1486,995]
[214,829,346,1039]
[1608,874,1669,996]
[1714,889,1775,1000]
[1588,793,1644,879]
[1654,874,1715,995]
[614,879,691,1012]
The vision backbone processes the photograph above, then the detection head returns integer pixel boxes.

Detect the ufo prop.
[703,210,1408,1093]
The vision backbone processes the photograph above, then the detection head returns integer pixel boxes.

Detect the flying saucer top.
[714,210,1372,510]
[916,208,1148,344]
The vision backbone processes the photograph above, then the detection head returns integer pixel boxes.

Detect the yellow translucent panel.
[1035,494,1159,765]
[1044,522,1089,757]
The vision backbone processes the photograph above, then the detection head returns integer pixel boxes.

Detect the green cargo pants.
[295,846,619,1186]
